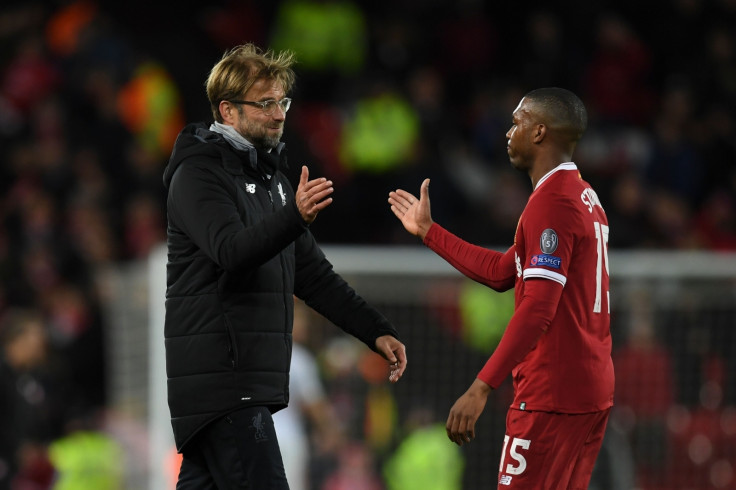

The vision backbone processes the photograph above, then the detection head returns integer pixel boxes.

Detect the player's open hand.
[388,178,433,240]
[446,378,491,446]
[374,335,407,383]
[295,166,333,224]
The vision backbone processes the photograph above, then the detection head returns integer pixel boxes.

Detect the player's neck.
[529,162,557,189]
[529,158,572,190]
[529,152,572,189]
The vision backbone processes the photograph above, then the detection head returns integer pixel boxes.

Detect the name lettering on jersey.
[531,254,562,269]
[580,188,603,213]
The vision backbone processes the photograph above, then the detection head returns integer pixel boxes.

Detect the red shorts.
[497,408,611,489]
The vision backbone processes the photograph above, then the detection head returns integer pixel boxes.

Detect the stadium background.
[1,0,735,488]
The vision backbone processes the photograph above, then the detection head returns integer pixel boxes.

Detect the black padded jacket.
[163,123,399,451]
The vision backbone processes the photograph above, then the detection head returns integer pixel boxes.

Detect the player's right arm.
[389,178,516,291]
[424,225,516,292]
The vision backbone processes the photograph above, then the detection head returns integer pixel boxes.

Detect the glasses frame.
[228,97,292,115]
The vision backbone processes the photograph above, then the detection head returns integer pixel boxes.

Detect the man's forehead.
[512,97,532,117]
[247,78,285,98]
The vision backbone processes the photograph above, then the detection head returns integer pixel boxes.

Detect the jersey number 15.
[593,221,609,314]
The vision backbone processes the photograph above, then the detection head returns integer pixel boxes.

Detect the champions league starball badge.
[540,229,558,254]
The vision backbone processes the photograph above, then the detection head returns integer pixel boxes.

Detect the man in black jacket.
[163,43,407,489]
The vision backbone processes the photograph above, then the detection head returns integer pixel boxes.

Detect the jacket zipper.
[224,313,238,368]
[270,177,291,395]
[257,173,292,397]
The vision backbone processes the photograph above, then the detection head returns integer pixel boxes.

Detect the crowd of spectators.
[1,0,735,488]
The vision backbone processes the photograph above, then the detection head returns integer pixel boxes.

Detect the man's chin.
[253,137,281,151]
[509,159,525,172]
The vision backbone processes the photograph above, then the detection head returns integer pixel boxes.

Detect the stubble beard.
[238,119,283,151]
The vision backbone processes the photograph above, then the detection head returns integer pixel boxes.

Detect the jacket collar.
[195,125,287,176]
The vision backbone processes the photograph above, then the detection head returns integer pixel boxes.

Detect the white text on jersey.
[580,188,603,213]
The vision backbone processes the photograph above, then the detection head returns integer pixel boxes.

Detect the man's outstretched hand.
[295,165,333,224]
[388,178,433,240]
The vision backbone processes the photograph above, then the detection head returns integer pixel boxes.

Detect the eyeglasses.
[229,98,292,115]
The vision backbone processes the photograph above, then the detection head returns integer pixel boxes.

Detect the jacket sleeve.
[168,160,308,271]
[293,231,399,351]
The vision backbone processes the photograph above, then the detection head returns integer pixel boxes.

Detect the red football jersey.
[507,162,613,413]
[424,162,614,413]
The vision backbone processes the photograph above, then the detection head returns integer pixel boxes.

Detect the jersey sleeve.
[518,195,579,287]
[477,278,562,388]
[424,223,516,292]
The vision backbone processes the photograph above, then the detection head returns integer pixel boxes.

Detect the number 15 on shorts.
[499,435,530,485]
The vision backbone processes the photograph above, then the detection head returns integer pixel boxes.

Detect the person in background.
[388,87,613,489]
[383,405,465,490]
[0,309,48,490]
[273,298,341,490]
[163,43,407,489]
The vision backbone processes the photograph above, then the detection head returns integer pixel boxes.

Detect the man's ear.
[219,101,235,124]
[533,124,547,144]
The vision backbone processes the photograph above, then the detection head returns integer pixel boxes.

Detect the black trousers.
[176,406,290,489]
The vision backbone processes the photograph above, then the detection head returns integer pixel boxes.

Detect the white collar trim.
[534,162,577,190]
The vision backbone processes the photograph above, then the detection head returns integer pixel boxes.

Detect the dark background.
[1,0,735,488]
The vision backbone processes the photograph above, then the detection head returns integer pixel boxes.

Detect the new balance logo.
[499,475,512,485]
[245,183,256,194]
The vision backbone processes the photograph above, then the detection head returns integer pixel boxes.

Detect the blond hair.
[206,44,296,122]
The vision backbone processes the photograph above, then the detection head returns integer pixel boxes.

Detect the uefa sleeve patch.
[539,228,558,253]
[530,254,561,269]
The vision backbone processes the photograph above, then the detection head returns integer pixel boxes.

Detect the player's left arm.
[476,195,577,387]
[476,278,562,387]
[446,278,562,446]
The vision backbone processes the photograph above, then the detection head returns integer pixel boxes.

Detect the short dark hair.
[524,87,588,141]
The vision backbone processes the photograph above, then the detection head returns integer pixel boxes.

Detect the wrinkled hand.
[388,178,433,240]
[446,378,492,446]
[374,335,407,383]
[295,166,333,224]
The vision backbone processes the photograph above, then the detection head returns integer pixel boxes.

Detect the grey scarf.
[209,122,254,152]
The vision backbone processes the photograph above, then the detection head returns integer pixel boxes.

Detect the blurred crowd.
[1,0,736,488]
